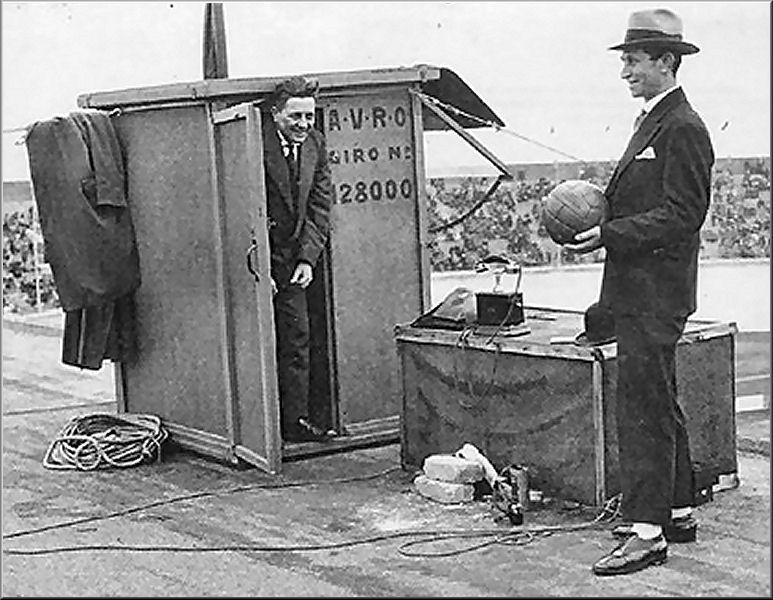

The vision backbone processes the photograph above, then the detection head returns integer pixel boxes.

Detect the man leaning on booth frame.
[564,8,713,576]
[262,76,336,444]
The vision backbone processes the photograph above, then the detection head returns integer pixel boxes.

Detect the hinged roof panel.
[77,64,504,131]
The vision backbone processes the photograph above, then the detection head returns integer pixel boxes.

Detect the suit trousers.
[615,314,695,525]
[273,283,311,434]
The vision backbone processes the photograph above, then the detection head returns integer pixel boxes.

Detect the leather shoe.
[593,534,668,576]
[611,514,697,543]
[284,418,338,443]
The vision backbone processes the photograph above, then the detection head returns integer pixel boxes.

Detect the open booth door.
[211,102,282,472]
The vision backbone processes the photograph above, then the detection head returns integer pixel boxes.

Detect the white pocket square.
[635,147,656,159]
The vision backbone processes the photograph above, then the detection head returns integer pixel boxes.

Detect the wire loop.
[42,413,168,471]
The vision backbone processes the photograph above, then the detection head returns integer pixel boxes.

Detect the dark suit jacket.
[599,88,714,320]
[26,110,140,369]
[261,114,332,285]
[26,111,140,311]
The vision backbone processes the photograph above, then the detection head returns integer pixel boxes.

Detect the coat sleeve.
[296,132,333,267]
[600,119,713,255]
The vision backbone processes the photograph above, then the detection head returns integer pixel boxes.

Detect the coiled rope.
[42,413,167,471]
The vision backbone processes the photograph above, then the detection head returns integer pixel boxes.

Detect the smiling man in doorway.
[565,8,714,575]
[262,76,335,443]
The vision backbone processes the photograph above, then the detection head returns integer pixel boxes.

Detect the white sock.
[671,507,693,519]
[631,522,663,540]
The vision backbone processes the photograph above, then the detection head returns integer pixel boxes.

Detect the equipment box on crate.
[395,307,738,507]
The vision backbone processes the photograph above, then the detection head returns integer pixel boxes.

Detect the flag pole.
[203,3,228,80]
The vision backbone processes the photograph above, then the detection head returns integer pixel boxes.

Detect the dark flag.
[203,3,228,79]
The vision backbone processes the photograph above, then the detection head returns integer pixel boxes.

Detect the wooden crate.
[395,306,738,506]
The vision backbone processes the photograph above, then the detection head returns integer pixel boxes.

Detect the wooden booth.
[77,65,508,473]
[396,307,738,507]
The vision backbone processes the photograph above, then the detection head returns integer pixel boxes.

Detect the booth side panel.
[115,107,230,437]
[329,202,423,425]
[398,340,600,505]
[322,90,425,426]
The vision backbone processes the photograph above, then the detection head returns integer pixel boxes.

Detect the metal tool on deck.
[456,443,526,525]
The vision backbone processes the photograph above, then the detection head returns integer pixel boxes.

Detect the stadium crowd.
[2,205,57,313]
[706,160,771,259]
[2,159,770,311]
[428,158,770,271]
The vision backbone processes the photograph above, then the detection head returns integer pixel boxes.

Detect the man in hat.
[565,8,714,575]
[262,76,335,443]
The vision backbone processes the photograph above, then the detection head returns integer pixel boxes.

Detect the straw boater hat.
[609,8,700,55]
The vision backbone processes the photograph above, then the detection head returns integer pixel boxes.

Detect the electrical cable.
[397,493,621,558]
[415,90,587,164]
[418,89,588,232]
[429,175,507,234]
[3,400,115,417]
[449,268,525,410]
[3,494,623,558]
[1,466,401,541]
[454,337,502,411]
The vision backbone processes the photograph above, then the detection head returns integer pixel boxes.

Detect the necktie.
[284,144,299,174]
[284,143,299,203]
[633,109,647,132]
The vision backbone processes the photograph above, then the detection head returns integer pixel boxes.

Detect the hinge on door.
[212,105,248,125]
[225,444,239,465]
[211,100,265,125]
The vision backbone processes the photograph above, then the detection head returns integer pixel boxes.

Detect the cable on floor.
[2,466,402,541]
[3,492,622,558]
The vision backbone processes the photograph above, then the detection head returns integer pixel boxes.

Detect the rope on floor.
[42,413,167,471]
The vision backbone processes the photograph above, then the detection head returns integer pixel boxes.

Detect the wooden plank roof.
[77,64,504,131]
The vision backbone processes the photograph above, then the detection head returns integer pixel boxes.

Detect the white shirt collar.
[277,130,299,153]
[642,84,681,115]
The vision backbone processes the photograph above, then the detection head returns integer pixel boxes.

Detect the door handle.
[246,240,260,282]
